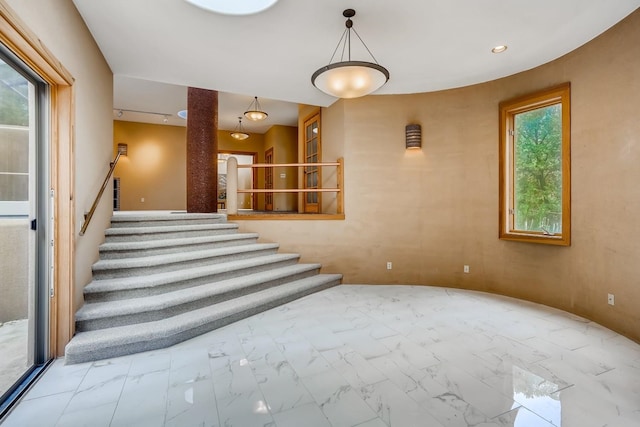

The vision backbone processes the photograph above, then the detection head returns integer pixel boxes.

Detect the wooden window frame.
[499,83,571,246]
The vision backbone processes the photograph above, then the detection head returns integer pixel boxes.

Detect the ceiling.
[72,0,640,133]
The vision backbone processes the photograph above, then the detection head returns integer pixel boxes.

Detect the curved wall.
[235,8,640,342]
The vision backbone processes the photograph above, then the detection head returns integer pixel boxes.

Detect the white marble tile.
[55,402,117,427]
[1,391,73,427]
[165,376,218,427]
[492,405,556,426]
[272,403,331,427]
[4,285,640,427]
[216,393,275,427]
[110,369,170,427]
[77,358,132,392]
[352,418,388,427]
[277,340,331,377]
[23,358,90,400]
[357,379,446,427]
[64,370,127,414]
[334,330,390,360]
[321,348,386,389]
[424,362,517,419]
[368,353,447,404]
[378,334,440,369]
[128,351,171,376]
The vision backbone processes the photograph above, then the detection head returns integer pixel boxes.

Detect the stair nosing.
[92,243,279,271]
[99,233,259,252]
[77,263,324,321]
[104,223,238,235]
[69,275,343,351]
[84,253,301,294]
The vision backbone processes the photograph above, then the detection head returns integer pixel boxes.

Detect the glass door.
[0,46,50,414]
[303,112,320,213]
[265,148,274,211]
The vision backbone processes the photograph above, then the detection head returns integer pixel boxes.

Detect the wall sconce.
[405,124,421,150]
[117,143,128,156]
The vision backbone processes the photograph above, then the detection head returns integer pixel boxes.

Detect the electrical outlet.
[608,293,615,306]
[387,262,392,270]
[140,197,145,203]
[463,265,470,273]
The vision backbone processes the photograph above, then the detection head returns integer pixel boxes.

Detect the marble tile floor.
[2,285,640,427]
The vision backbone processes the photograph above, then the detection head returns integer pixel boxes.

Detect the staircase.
[64,212,342,364]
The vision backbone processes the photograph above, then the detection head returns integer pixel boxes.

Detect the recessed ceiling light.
[184,0,278,15]
[492,45,508,54]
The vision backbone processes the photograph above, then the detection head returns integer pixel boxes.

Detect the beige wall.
[114,120,266,211]
[264,125,298,211]
[236,9,640,342]
[5,0,114,311]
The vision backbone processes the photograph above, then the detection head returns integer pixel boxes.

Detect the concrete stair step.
[92,243,280,279]
[84,253,301,302]
[104,223,238,242]
[110,212,227,228]
[99,233,260,259]
[66,274,343,364]
[76,263,323,331]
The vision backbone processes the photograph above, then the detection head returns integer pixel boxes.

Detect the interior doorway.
[217,151,257,210]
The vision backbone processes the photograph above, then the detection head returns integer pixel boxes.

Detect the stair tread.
[111,213,225,222]
[77,263,323,321]
[99,233,259,252]
[84,253,301,294]
[92,243,279,271]
[67,275,343,352]
[105,223,237,235]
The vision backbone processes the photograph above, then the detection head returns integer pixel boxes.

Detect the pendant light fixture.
[244,96,268,121]
[311,8,389,99]
[230,117,249,140]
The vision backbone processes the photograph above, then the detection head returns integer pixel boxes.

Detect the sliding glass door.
[0,45,50,413]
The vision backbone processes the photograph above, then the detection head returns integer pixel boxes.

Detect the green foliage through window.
[514,104,562,233]
[499,83,570,246]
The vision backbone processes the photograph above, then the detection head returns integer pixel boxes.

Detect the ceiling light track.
[114,108,173,119]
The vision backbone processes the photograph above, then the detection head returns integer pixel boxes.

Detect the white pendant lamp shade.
[230,117,249,140]
[312,61,389,99]
[244,96,268,121]
[312,9,389,99]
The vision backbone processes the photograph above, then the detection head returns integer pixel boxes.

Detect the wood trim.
[0,3,73,85]
[337,157,344,215]
[239,162,340,168]
[228,213,345,221]
[238,188,340,193]
[1,0,75,356]
[498,83,571,246]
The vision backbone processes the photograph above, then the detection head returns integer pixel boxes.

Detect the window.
[499,83,571,245]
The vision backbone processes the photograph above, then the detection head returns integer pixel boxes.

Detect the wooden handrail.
[79,151,121,236]
[227,157,344,215]
[238,162,340,168]
[238,188,340,193]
